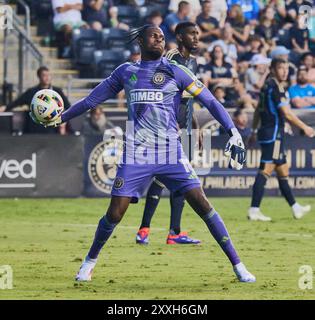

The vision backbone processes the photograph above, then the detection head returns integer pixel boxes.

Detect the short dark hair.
[175,22,196,35]
[301,52,314,62]
[37,66,49,78]
[233,109,245,118]
[271,57,287,70]
[178,1,189,11]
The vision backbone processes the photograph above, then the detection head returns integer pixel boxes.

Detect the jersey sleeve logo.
[153,73,165,84]
[185,80,204,97]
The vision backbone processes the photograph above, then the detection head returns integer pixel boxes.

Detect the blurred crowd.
[1,0,315,135]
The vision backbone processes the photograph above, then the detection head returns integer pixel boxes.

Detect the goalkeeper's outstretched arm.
[61,65,124,124]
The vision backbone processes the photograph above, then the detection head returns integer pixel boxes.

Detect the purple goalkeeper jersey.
[62,57,235,160]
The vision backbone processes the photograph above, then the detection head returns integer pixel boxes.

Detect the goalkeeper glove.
[29,112,62,127]
[224,128,246,170]
[43,116,62,128]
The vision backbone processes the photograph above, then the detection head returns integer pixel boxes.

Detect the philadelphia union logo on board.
[153,72,165,84]
[88,139,123,194]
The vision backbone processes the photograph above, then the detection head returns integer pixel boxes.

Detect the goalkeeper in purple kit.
[39,25,255,283]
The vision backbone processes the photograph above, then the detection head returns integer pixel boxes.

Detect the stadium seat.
[100,28,128,50]
[72,29,101,65]
[93,49,130,78]
[34,0,54,37]
[117,5,140,27]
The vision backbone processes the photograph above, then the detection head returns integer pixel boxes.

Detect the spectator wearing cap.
[225,4,250,52]
[196,1,221,44]
[227,0,260,24]
[289,66,315,109]
[161,1,190,46]
[270,46,297,86]
[82,0,108,31]
[245,54,271,101]
[52,0,87,58]
[202,44,234,89]
[300,52,315,86]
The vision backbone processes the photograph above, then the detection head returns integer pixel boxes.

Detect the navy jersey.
[257,78,290,143]
[165,48,198,130]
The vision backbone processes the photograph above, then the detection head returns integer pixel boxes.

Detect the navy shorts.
[259,139,287,168]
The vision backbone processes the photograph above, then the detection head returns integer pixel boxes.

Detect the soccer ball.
[30,89,64,124]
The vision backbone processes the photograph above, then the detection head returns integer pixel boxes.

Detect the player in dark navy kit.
[248,58,315,221]
[136,22,202,245]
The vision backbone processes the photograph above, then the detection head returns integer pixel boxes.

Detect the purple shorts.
[111,160,201,203]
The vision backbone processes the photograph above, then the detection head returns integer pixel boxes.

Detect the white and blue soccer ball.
[30,89,64,124]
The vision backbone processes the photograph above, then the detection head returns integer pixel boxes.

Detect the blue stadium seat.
[100,28,128,50]
[72,29,101,65]
[93,49,130,78]
[117,5,140,26]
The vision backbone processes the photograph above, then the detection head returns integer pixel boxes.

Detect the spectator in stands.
[83,0,108,31]
[226,76,258,109]
[290,13,310,57]
[146,10,163,27]
[300,52,315,85]
[225,4,251,52]
[161,1,190,46]
[286,0,313,23]
[270,46,297,86]
[0,67,71,134]
[202,44,234,89]
[220,24,238,65]
[289,66,315,109]
[52,0,87,58]
[227,0,260,24]
[233,109,251,141]
[82,106,107,135]
[210,0,228,28]
[168,0,201,22]
[255,5,278,51]
[240,35,264,65]
[196,0,221,44]
[212,84,230,108]
[245,54,271,101]
[108,6,129,31]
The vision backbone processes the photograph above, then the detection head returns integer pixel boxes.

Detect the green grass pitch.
[0,197,314,300]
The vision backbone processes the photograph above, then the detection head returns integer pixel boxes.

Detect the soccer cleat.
[247,208,272,222]
[136,227,150,245]
[75,257,97,282]
[233,262,256,283]
[292,203,311,219]
[166,232,201,244]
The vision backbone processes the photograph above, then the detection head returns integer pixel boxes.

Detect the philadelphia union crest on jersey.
[152,72,165,84]
[88,139,123,194]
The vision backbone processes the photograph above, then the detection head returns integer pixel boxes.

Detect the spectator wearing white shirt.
[52,0,87,57]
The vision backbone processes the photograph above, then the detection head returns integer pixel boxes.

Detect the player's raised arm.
[171,62,246,170]
[46,64,125,126]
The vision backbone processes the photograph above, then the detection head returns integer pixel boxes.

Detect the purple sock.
[87,215,117,259]
[202,209,240,266]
